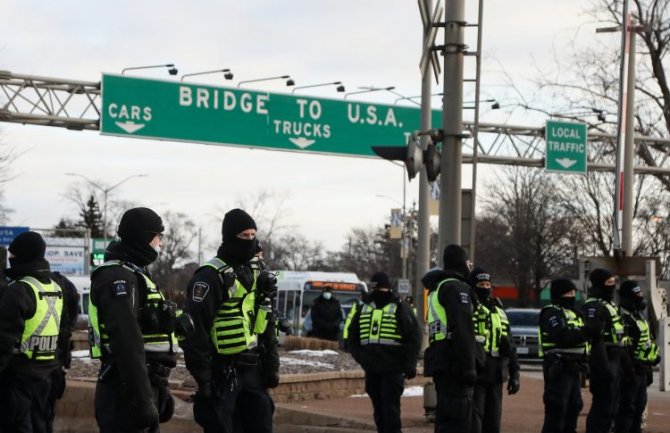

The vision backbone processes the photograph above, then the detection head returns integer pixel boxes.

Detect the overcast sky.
[1,0,608,256]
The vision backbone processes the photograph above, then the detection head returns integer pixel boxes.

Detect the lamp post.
[121,64,178,76]
[291,81,345,93]
[394,92,443,105]
[344,86,396,99]
[237,75,295,88]
[66,173,148,242]
[181,68,234,82]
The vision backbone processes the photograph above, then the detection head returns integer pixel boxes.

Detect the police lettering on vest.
[15,276,63,361]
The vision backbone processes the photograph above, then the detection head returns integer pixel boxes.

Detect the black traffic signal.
[372,130,442,182]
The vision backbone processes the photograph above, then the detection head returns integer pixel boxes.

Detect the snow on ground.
[351,386,424,398]
[280,356,335,369]
[288,349,339,357]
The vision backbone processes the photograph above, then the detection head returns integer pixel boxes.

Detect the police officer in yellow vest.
[582,268,628,433]
[89,207,177,433]
[180,209,279,433]
[0,231,64,433]
[469,267,520,433]
[421,245,479,433]
[347,272,420,433]
[539,278,596,433]
[614,280,661,433]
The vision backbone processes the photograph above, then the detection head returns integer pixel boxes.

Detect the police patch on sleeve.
[112,280,129,297]
[459,291,470,304]
[192,282,210,302]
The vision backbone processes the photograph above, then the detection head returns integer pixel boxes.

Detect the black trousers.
[432,371,474,433]
[46,368,67,433]
[365,371,405,433]
[614,371,648,433]
[0,372,51,433]
[95,366,173,433]
[472,381,503,433]
[193,364,274,433]
[541,358,583,433]
[586,358,621,433]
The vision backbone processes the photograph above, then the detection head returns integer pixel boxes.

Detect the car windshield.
[507,310,540,327]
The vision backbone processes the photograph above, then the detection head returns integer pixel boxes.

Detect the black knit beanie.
[589,268,613,289]
[550,278,576,300]
[619,280,643,299]
[8,231,46,263]
[117,207,164,244]
[469,267,491,284]
[442,244,470,277]
[221,208,257,241]
[370,272,391,290]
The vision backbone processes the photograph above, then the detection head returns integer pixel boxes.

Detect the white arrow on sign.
[289,137,316,149]
[555,158,577,169]
[115,121,146,134]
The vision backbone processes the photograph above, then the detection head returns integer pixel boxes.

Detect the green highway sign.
[101,74,442,157]
[545,120,587,174]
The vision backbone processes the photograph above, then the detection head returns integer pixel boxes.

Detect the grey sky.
[1,0,604,256]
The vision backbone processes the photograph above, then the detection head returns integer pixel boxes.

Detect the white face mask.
[323,292,332,300]
[151,244,162,255]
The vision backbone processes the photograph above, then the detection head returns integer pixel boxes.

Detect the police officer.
[469,267,520,433]
[582,268,627,433]
[180,208,279,433]
[0,231,64,433]
[539,278,595,433]
[421,245,479,433]
[46,271,79,433]
[347,272,420,433]
[89,207,177,433]
[614,280,661,433]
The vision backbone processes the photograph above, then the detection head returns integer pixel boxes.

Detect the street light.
[65,173,148,242]
[344,86,396,99]
[394,92,443,105]
[463,98,500,110]
[291,81,345,93]
[181,68,234,82]
[121,63,178,76]
[237,75,295,88]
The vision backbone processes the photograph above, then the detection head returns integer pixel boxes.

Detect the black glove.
[507,373,520,395]
[583,321,604,340]
[463,369,477,387]
[130,398,159,430]
[404,367,417,380]
[262,369,280,389]
[157,381,175,423]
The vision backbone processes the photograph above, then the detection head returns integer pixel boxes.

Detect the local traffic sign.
[545,120,588,174]
[101,74,443,157]
[0,226,29,246]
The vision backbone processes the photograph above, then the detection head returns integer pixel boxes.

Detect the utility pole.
[438,0,465,251]
[416,0,433,325]
[623,14,636,255]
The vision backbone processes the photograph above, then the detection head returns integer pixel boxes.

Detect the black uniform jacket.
[0,259,60,378]
[51,272,79,369]
[539,304,589,353]
[347,290,421,373]
[422,268,478,378]
[179,257,279,387]
[90,252,176,407]
[477,296,520,384]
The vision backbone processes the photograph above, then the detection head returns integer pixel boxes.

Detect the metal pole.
[613,1,631,253]
[438,0,465,251]
[469,0,485,261]
[416,0,433,326]
[402,169,407,279]
[103,190,108,243]
[623,19,636,255]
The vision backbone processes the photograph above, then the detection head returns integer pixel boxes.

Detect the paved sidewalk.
[277,371,670,433]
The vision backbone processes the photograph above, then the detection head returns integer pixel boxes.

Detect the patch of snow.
[402,386,424,397]
[280,357,335,369]
[288,349,339,357]
[72,350,90,358]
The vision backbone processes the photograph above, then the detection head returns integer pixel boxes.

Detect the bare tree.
[150,211,199,292]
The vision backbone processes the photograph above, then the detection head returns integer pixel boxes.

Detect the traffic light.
[372,129,442,182]
[90,252,105,267]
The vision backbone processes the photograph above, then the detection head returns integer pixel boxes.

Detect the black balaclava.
[113,207,164,266]
[589,268,615,301]
[219,208,258,265]
[442,244,470,278]
[469,266,492,300]
[619,279,646,311]
[7,231,50,279]
[369,271,393,305]
[551,278,577,309]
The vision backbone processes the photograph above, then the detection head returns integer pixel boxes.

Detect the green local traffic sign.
[545,120,588,174]
[101,74,442,157]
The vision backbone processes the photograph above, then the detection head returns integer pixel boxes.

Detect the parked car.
[505,308,541,360]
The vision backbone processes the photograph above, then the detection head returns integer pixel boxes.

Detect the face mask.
[555,297,576,309]
[323,292,332,300]
[152,244,162,255]
[475,286,491,300]
[634,298,647,311]
[602,284,616,301]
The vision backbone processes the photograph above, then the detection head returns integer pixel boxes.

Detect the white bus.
[273,270,368,335]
